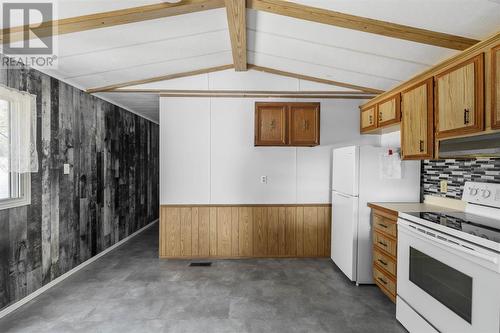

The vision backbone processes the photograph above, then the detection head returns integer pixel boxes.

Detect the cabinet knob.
[369,115,373,124]
[378,112,383,122]
[419,140,424,153]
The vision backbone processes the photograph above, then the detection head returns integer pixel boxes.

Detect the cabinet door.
[401,78,434,160]
[255,103,288,146]
[360,106,377,132]
[377,94,401,127]
[492,44,500,130]
[289,103,320,146]
[435,54,484,138]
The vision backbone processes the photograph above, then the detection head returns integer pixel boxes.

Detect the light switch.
[260,176,267,184]
[63,164,70,175]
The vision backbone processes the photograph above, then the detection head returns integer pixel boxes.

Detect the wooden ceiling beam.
[156,91,374,99]
[1,0,225,43]
[225,0,247,71]
[110,89,374,95]
[87,63,383,94]
[246,0,479,50]
[248,65,384,94]
[86,64,234,93]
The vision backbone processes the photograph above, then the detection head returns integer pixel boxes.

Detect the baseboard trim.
[0,219,158,319]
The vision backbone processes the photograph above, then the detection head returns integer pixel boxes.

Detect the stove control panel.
[463,182,500,208]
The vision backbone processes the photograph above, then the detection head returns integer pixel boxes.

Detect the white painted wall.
[381,131,402,148]
[160,96,380,204]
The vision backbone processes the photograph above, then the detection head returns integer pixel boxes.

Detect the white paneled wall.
[160,98,211,204]
[160,97,380,205]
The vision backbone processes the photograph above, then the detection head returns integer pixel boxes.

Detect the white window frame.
[0,95,32,210]
[0,172,31,210]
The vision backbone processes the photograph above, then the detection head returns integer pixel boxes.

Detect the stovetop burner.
[404,211,500,244]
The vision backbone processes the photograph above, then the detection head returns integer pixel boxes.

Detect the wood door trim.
[255,102,288,146]
[289,102,320,146]
[435,53,485,139]
[377,93,401,128]
[400,77,435,160]
[492,44,500,130]
[360,106,378,133]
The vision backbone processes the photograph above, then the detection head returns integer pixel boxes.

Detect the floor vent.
[189,262,212,267]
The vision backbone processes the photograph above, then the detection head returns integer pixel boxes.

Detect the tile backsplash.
[421,158,500,199]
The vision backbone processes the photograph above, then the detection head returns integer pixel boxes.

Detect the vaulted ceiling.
[1,0,500,123]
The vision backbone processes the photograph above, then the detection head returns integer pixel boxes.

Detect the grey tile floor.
[0,222,406,333]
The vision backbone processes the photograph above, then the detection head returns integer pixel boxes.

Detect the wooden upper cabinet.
[435,54,484,138]
[289,103,320,146]
[492,44,500,130]
[377,94,401,127]
[401,78,434,160]
[255,103,288,146]
[255,102,320,146]
[360,106,377,132]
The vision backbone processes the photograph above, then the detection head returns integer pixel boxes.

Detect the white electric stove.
[396,182,500,333]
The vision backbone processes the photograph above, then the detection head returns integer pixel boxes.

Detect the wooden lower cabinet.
[159,205,331,258]
[371,208,398,303]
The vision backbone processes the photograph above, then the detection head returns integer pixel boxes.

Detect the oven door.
[397,219,500,333]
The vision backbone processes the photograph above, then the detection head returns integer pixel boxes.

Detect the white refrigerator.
[331,145,420,284]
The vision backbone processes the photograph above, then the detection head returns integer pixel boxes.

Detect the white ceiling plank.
[208,69,298,90]
[126,74,210,90]
[298,80,357,92]
[56,30,230,79]
[54,9,228,58]
[248,29,430,82]
[67,51,233,88]
[247,10,458,67]
[248,52,399,90]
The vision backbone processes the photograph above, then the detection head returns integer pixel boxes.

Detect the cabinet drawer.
[373,248,396,276]
[373,214,397,237]
[374,265,396,296]
[373,231,397,257]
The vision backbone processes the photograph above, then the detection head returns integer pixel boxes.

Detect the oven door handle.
[399,221,499,265]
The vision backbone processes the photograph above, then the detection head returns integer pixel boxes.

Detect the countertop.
[368,202,459,216]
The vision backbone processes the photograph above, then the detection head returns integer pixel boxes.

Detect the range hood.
[439,132,500,159]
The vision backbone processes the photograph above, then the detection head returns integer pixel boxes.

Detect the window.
[0,86,36,210]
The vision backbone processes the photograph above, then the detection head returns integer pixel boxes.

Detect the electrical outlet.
[440,180,448,193]
[260,176,267,184]
[63,164,70,175]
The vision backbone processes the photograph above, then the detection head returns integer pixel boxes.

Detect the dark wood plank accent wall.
[160,205,331,258]
[0,55,159,310]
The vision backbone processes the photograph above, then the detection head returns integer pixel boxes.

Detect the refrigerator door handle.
[335,192,352,199]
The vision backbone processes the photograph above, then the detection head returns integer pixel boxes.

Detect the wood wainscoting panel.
[159,204,331,258]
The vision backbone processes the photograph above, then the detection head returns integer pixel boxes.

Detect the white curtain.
[0,84,38,173]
